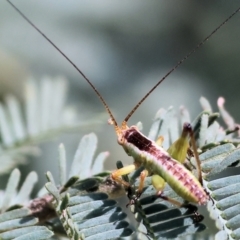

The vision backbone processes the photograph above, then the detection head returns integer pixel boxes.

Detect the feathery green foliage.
[0,77,103,175]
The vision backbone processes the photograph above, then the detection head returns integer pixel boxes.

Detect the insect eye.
[117,135,124,145]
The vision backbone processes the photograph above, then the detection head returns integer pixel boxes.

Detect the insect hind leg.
[158,195,204,223]
[168,122,203,184]
[149,174,203,223]
[183,122,203,184]
[181,202,204,223]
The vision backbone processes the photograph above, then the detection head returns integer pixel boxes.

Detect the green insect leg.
[154,135,185,205]
[155,135,164,147]
[111,164,136,187]
[152,176,202,220]
[187,123,203,185]
[167,123,190,164]
[138,169,149,196]
[152,174,186,208]
[151,174,165,195]
[167,122,203,184]
[154,124,204,213]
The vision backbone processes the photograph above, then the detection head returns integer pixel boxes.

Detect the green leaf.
[69,133,97,179]
[0,216,38,232]
[0,226,53,239]
[199,113,209,147]
[200,96,212,112]
[58,143,67,185]
[0,103,14,147]
[91,152,109,176]
[179,106,191,126]
[45,171,56,186]
[5,95,27,142]
[0,77,104,175]
[15,171,38,205]
[0,208,30,223]
[45,182,60,202]
[1,168,20,211]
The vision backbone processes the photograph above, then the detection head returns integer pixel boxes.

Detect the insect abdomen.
[123,127,208,205]
[151,154,207,204]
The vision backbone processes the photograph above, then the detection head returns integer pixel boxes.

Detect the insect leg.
[111,164,137,187]
[138,169,149,196]
[154,133,190,205]
[128,171,166,206]
[151,173,197,213]
[152,175,185,208]
[126,169,149,206]
[155,136,164,147]
[150,167,188,209]
[167,123,190,164]
[128,169,167,206]
[113,163,147,206]
[158,194,203,222]
[167,122,202,184]
[151,174,166,195]
[184,122,203,185]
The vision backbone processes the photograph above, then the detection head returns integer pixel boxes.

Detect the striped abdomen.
[121,126,209,205]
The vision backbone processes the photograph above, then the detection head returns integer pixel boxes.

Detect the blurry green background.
[0,1,240,194]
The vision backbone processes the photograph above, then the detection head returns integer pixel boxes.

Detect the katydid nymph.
[7,0,240,215]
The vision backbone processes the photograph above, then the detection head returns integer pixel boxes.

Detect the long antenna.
[124,7,240,123]
[7,0,240,129]
[6,0,119,129]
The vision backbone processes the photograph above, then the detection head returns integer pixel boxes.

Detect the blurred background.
[0,1,240,194]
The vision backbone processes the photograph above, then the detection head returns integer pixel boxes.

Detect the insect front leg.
[112,162,149,204]
[111,164,137,187]
[125,168,149,206]
[138,169,149,197]
[112,162,147,206]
